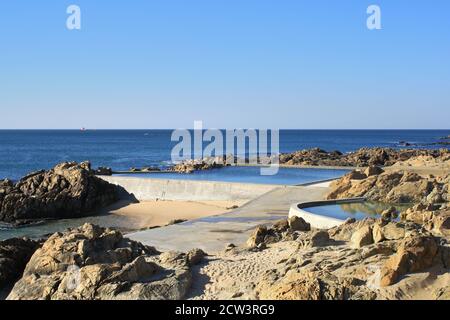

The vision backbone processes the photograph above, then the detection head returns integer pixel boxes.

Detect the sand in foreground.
[100,199,247,232]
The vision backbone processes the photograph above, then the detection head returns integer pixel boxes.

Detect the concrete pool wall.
[288,198,366,229]
[100,176,280,201]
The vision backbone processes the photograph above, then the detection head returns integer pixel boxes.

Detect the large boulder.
[351,226,374,248]
[246,226,268,248]
[6,224,196,300]
[288,216,311,232]
[0,162,118,224]
[380,236,439,287]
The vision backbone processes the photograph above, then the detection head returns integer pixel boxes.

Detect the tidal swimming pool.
[304,201,411,221]
[116,166,350,185]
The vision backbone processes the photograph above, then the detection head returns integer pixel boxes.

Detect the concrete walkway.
[127,183,330,253]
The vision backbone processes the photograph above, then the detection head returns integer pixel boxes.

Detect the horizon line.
[0,128,449,131]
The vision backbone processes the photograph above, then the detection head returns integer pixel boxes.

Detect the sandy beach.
[99,199,247,232]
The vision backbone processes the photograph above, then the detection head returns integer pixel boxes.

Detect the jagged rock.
[288,216,311,232]
[297,230,332,248]
[0,162,118,224]
[380,236,439,286]
[6,224,197,300]
[348,171,367,180]
[381,222,405,240]
[93,167,112,176]
[310,230,331,247]
[434,213,450,237]
[141,167,161,172]
[279,147,448,168]
[327,169,446,204]
[187,249,206,266]
[381,207,398,221]
[279,148,344,166]
[0,238,41,291]
[169,157,226,174]
[328,218,376,242]
[351,226,373,248]
[372,223,385,243]
[273,219,289,232]
[364,166,384,177]
[246,226,268,248]
[402,206,450,236]
[256,270,375,300]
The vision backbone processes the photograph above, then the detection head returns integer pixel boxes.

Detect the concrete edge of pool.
[288,198,367,229]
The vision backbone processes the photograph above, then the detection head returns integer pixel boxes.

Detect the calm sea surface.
[0,129,448,180]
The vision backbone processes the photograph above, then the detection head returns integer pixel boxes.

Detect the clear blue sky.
[1,0,449,129]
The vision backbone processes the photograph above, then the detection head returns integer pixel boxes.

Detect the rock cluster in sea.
[169,156,229,174]
[279,147,449,167]
[0,162,118,224]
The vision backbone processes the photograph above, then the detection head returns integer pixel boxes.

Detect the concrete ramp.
[127,184,329,253]
[100,176,279,202]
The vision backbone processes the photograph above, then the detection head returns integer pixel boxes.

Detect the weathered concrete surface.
[127,184,329,253]
[100,176,278,202]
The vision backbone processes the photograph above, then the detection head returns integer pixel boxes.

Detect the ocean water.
[0,130,448,180]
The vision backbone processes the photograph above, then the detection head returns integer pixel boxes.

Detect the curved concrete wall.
[288,198,366,229]
[100,176,279,201]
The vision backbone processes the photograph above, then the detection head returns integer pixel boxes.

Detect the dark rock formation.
[0,162,118,224]
[0,238,41,293]
[93,167,113,176]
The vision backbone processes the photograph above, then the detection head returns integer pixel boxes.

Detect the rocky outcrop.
[246,211,450,299]
[246,218,313,249]
[0,238,41,291]
[279,147,449,167]
[380,236,439,287]
[288,216,311,232]
[0,162,118,224]
[327,169,448,204]
[401,204,450,237]
[392,151,450,169]
[7,224,206,300]
[279,148,344,166]
[93,167,113,176]
[169,157,227,174]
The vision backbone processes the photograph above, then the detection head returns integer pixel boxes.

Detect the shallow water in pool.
[304,201,411,221]
[116,166,350,185]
